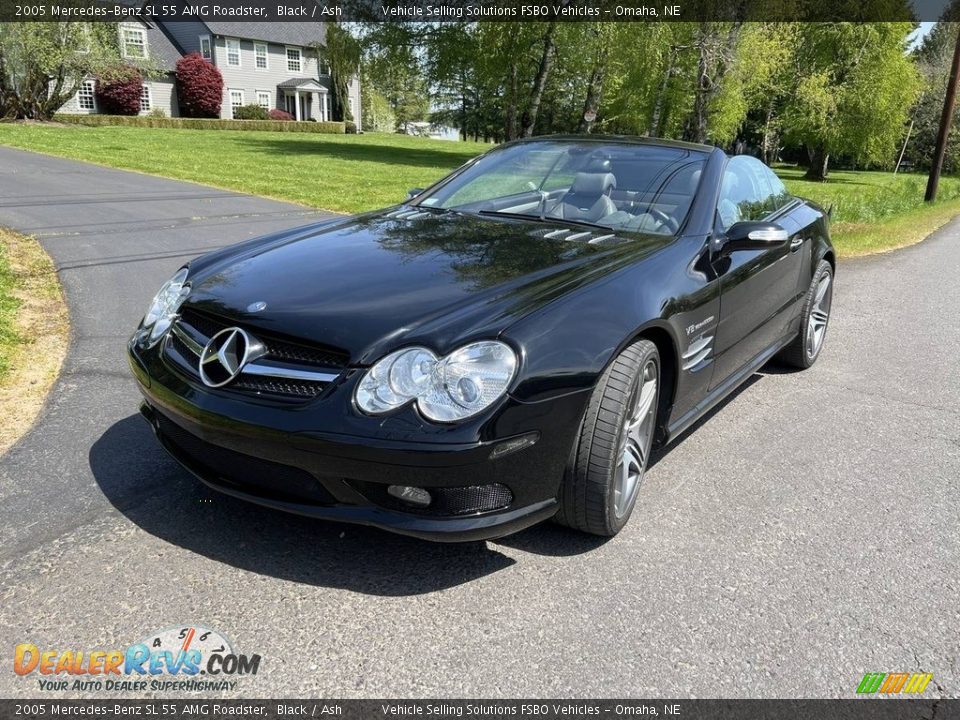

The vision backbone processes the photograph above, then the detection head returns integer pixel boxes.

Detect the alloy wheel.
[613,360,658,519]
[807,273,832,359]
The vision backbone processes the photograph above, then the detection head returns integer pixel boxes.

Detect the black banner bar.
[1,700,958,720]
[0,0,955,22]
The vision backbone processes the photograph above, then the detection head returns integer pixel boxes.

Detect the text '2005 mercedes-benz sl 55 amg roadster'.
[128,136,835,542]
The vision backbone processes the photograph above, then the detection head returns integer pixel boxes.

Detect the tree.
[314,23,361,122]
[0,22,124,120]
[783,23,922,180]
[95,64,143,115]
[175,52,223,118]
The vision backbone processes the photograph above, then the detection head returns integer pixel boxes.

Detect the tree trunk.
[577,46,608,134]
[504,63,518,141]
[520,22,557,138]
[805,144,830,181]
[761,102,775,165]
[649,51,674,137]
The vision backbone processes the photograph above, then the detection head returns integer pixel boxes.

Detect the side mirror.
[716,221,788,255]
[407,188,424,200]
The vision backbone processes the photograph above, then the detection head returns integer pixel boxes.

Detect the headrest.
[571,172,616,195]
[689,169,702,193]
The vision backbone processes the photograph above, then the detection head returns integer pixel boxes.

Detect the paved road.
[0,147,957,699]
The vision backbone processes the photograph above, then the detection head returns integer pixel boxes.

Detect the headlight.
[142,267,190,344]
[355,340,518,423]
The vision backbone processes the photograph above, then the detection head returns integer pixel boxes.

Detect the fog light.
[387,485,432,508]
[489,432,540,460]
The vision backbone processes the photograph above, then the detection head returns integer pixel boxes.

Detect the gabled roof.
[277,77,327,91]
[202,21,325,48]
[144,22,184,72]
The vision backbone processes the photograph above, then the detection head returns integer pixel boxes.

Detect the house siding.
[212,36,331,120]
[143,77,179,116]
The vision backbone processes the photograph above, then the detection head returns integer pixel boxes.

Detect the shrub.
[176,53,223,118]
[345,121,357,134]
[233,104,269,120]
[54,114,346,133]
[95,66,143,116]
[147,107,167,118]
[268,109,293,121]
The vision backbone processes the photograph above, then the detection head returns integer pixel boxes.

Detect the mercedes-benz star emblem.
[199,327,264,388]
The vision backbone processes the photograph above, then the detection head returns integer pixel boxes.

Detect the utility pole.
[926,26,960,202]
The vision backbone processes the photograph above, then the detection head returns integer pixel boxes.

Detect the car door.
[709,156,805,389]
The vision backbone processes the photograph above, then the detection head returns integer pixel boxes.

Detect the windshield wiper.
[477,210,613,232]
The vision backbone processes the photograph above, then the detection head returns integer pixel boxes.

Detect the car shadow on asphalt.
[89,414,599,595]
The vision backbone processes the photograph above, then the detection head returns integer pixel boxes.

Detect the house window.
[139,84,151,112]
[254,43,268,70]
[319,63,331,77]
[256,91,271,110]
[199,35,211,60]
[226,38,241,67]
[286,47,302,73]
[122,27,146,59]
[229,89,244,118]
[77,80,95,110]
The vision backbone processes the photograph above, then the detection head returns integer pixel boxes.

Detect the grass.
[0,122,958,256]
[778,167,960,256]
[0,124,490,213]
[0,228,69,455]
[0,237,17,380]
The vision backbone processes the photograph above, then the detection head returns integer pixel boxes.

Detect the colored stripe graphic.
[857,672,934,694]
[857,673,886,693]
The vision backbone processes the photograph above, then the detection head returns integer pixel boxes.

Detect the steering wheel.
[648,208,679,233]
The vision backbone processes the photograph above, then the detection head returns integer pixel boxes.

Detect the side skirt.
[663,334,792,444]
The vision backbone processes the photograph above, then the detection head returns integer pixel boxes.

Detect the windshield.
[416,141,706,235]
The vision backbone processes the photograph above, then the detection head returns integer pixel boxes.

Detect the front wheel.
[555,339,659,536]
[778,259,833,369]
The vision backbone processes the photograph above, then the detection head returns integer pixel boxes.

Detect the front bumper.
[129,338,586,542]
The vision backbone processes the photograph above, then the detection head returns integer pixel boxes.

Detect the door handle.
[790,237,804,251]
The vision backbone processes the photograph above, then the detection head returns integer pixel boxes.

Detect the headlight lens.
[142,267,190,344]
[355,340,517,423]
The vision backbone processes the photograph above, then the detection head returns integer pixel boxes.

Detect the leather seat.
[556,172,617,223]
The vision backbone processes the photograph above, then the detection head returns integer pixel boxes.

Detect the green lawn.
[0,234,18,381]
[0,123,958,257]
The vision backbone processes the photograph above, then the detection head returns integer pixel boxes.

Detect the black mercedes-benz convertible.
[128,136,834,541]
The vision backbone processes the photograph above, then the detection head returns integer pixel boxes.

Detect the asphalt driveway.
[0,146,957,698]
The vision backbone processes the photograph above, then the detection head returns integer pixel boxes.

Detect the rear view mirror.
[717,221,788,254]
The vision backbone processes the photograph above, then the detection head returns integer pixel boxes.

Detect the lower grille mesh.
[158,414,336,505]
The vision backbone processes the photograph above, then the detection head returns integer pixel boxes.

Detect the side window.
[763,166,792,214]
[716,156,775,230]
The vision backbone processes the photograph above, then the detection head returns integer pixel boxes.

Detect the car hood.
[183,209,671,364]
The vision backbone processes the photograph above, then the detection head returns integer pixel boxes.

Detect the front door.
[284,93,311,120]
[709,156,805,389]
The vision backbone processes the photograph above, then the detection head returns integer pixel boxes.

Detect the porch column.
[294,90,301,121]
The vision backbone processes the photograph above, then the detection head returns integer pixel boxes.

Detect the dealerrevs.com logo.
[13,625,261,693]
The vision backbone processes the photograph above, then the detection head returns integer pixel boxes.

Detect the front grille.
[162,308,347,401]
[179,309,349,370]
[158,414,336,505]
[356,481,514,517]
[233,377,328,398]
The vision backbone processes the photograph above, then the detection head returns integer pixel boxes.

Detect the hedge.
[54,114,346,134]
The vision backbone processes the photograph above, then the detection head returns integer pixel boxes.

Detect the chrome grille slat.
[162,310,346,401]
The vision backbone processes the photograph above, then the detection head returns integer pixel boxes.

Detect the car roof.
[511,134,717,154]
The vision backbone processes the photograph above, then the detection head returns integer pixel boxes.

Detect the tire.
[777,259,833,369]
[555,338,660,536]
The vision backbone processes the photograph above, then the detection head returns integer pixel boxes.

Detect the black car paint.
[129,136,834,541]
